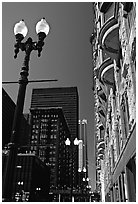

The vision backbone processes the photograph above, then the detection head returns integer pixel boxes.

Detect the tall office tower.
[30,87,79,201]
[92,2,136,202]
[30,87,79,141]
[29,107,77,201]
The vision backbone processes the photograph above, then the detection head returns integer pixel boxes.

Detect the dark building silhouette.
[7,153,50,201]
[2,89,31,201]
[2,88,15,147]
[2,88,30,147]
[30,87,79,142]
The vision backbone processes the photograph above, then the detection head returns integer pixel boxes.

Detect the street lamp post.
[2,18,50,201]
[65,137,80,202]
[12,18,50,144]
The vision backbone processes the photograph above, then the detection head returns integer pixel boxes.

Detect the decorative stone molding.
[131,37,136,63]
[121,2,133,13]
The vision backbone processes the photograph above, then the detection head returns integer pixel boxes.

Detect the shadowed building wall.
[2,88,30,147]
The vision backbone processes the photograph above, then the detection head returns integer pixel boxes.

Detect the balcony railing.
[97,141,105,149]
[98,153,104,160]
[98,148,104,155]
[98,58,114,86]
[98,16,119,61]
[97,137,104,144]
[100,2,113,13]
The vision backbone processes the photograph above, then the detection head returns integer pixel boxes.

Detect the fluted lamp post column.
[2,18,50,201]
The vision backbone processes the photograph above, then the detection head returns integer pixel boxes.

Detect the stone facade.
[91,2,136,202]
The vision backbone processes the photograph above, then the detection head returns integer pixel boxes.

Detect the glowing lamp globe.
[86,178,90,181]
[74,138,79,145]
[14,20,28,38]
[36,18,50,36]
[65,138,71,146]
[78,168,81,172]
[83,167,87,172]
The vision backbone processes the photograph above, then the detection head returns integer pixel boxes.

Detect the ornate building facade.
[91,2,136,202]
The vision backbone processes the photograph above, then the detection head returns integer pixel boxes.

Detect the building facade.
[10,154,50,202]
[30,87,79,142]
[29,107,79,201]
[30,87,79,201]
[2,89,31,201]
[2,88,15,147]
[2,88,30,148]
[91,2,136,202]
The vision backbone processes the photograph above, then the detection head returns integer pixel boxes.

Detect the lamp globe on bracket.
[74,138,79,145]
[65,138,71,146]
[36,18,50,41]
[83,167,87,173]
[78,168,82,173]
[14,20,28,42]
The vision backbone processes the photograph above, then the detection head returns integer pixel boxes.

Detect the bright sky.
[2,1,96,190]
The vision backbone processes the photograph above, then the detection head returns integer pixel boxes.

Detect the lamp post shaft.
[11,53,30,143]
[3,49,30,200]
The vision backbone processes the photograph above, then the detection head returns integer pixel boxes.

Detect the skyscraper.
[30,87,79,141]
[29,87,79,201]
[29,108,70,185]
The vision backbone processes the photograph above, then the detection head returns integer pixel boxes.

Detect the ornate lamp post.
[65,137,80,202]
[2,18,50,201]
[12,18,50,144]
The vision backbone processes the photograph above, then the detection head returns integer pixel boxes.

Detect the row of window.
[31,134,57,142]
[32,123,58,128]
[32,114,59,118]
[49,157,56,162]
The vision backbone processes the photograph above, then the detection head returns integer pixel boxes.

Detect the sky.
[2,2,95,190]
